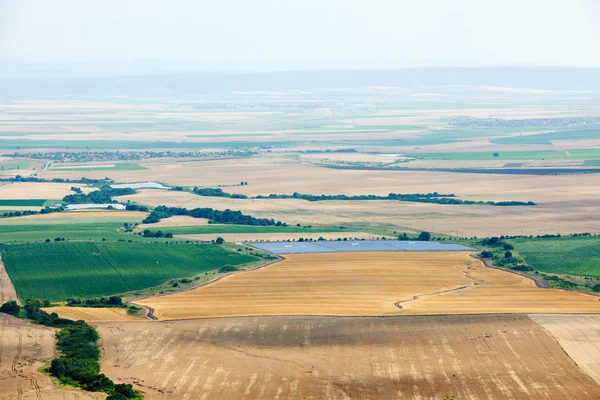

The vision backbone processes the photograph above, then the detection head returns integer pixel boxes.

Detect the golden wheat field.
[135,252,600,320]
[95,314,600,400]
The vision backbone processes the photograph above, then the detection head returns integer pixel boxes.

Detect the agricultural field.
[50,162,147,171]
[95,314,600,400]
[1,241,259,300]
[0,314,101,400]
[136,252,600,320]
[510,236,600,277]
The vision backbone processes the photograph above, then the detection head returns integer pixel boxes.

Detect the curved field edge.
[0,241,265,301]
[93,314,600,400]
[132,251,600,320]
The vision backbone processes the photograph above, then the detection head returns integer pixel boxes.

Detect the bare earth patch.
[136,252,600,320]
[529,314,600,385]
[0,313,101,400]
[0,256,17,303]
[95,314,600,400]
[0,182,94,199]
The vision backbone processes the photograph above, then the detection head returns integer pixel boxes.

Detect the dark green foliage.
[218,265,239,273]
[215,236,225,244]
[593,283,600,292]
[62,185,135,204]
[49,320,141,398]
[479,250,493,258]
[504,251,513,259]
[142,229,170,238]
[0,300,20,316]
[66,296,123,308]
[418,231,431,241]
[253,192,535,206]
[125,204,149,212]
[142,205,281,226]
[503,243,514,250]
[23,298,73,327]
[192,187,247,199]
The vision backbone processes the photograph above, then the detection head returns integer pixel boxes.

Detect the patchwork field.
[1,241,258,301]
[95,314,600,400]
[121,188,600,237]
[0,181,94,199]
[0,314,101,400]
[136,252,600,320]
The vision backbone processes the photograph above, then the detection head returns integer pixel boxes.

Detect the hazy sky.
[1,0,599,73]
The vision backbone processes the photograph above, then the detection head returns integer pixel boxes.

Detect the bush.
[418,231,431,241]
[215,236,225,245]
[592,283,600,292]
[504,251,513,259]
[218,265,239,273]
[0,300,20,316]
[479,250,493,258]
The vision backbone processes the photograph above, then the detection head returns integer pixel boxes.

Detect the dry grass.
[138,215,209,229]
[0,182,94,199]
[0,314,101,400]
[121,189,600,237]
[529,314,600,385]
[44,307,140,322]
[0,256,17,303]
[95,314,600,400]
[135,252,600,320]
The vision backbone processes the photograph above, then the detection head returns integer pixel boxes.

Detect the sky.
[1,0,599,75]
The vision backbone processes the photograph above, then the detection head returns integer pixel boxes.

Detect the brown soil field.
[137,215,209,229]
[0,313,101,400]
[136,252,600,320]
[95,314,600,400]
[176,231,391,243]
[122,189,600,237]
[43,307,140,322]
[529,314,600,385]
[0,256,17,303]
[0,182,94,199]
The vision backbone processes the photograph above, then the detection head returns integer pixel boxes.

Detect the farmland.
[511,236,600,277]
[136,251,600,320]
[95,314,600,400]
[0,241,259,301]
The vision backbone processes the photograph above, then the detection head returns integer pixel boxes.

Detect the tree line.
[62,185,135,204]
[142,205,283,226]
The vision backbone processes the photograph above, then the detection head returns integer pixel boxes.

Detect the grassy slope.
[0,223,133,242]
[1,241,258,300]
[511,236,600,277]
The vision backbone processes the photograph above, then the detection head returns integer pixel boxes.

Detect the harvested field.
[0,313,100,400]
[177,231,389,242]
[95,314,600,400]
[138,215,209,228]
[136,252,600,320]
[0,256,17,302]
[530,314,600,385]
[0,182,94,199]
[44,306,140,322]
[121,189,600,237]
[1,210,147,225]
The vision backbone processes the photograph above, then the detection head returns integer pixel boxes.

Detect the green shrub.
[0,300,20,316]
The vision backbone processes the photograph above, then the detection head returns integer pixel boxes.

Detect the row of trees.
[62,185,135,204]
[142,205,283,226]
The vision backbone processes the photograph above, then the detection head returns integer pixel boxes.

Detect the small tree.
[0,300,20,316]
[504,251,513,259]
[418,231,431,241]
[215,237,225,245]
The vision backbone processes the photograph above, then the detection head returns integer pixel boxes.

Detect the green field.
[511,236,600,277]
[584,159,600,166]
[1,241,258,300]
[408,149,600,161]
[491,128,600,145]
[50,163,147,171]
[0,199,47,206]
[0,161,31,170]
[166,224,345,235]
[0,222,138,243]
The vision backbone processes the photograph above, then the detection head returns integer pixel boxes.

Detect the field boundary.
[127,254,284,303]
